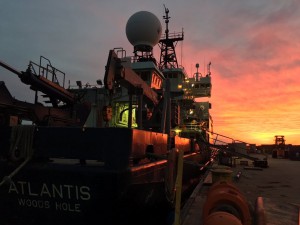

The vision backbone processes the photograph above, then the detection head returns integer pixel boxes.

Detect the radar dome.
[126,11,162,50]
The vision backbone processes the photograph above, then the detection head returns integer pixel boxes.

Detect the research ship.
[0,7,214,225]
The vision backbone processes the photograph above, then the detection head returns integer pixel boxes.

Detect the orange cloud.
[181,2,300,145]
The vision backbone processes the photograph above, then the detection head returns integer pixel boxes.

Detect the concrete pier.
[181,154,300,225]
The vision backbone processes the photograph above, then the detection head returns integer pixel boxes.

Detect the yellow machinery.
[272,135,287,158]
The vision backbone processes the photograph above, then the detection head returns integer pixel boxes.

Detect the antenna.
[163,4,170,40]
[181,28,183,67]
[158,6,184,69]
[207,62,211,76]
[203,59,205,76]
[195,63,200,81]
[126,11,162,61]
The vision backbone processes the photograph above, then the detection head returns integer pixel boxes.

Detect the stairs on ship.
[200,131,267,166]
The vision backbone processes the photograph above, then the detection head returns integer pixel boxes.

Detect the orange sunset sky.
[0,0,299,145]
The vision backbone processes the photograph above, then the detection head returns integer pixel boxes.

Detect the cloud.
[184,1,300,144]
[1,0,300,144]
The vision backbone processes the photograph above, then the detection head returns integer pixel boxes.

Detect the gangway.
[200,131,262,162]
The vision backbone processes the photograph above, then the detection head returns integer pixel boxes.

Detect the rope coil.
[0,125,35,187]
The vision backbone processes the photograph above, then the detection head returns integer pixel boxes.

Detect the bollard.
[202,181,251,225]
[255,197,266,225]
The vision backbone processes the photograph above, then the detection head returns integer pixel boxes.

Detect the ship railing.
[160,31,184,41]
[29,56,66,88]
[206,131,260,161]
[184,124,201,130]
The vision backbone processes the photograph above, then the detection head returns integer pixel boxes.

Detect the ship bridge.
[183,63,212,98]
[183,75,211,98]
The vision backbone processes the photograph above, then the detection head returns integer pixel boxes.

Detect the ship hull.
[0,127,207,225]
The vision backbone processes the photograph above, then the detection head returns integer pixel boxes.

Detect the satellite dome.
[126,11,162,50]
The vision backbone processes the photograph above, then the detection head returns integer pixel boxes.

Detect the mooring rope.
[0,125,35,187]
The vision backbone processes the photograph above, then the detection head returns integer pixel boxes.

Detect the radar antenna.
[125,11,162,63]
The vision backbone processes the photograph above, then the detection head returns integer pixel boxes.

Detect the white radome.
[126,11,162,48]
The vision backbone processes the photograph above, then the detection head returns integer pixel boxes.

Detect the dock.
[181,154,300,225]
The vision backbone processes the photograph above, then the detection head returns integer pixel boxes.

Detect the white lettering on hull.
[8,180,91,213]
[55,201,81,212]
[8,181,91,200]
[18,198,50,209]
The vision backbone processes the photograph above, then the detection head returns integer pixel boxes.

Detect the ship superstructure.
[158,6,213,149]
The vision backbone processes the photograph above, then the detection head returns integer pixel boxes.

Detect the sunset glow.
[179,1,300,145]
[1,0,299,145]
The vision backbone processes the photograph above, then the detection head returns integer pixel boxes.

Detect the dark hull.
[0,160,204,225]
[0,127,208,225]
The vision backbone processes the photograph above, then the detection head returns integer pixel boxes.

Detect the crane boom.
[0,59,75,105]
[0,60,22,76]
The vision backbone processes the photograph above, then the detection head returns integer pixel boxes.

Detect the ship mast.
[158,5,184,69]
